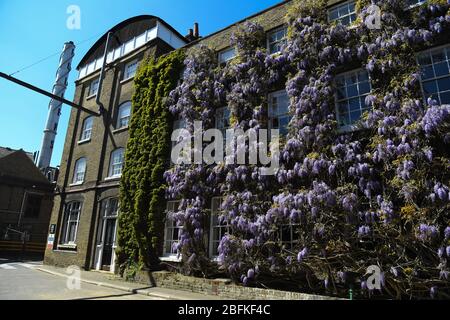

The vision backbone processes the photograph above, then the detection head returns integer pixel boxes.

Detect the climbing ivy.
[117,50,185,273]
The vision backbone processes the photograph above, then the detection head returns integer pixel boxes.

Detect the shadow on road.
[0,252,43,263]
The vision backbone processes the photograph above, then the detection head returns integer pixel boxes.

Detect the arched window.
[117,102,131,129]
[73,157,87,184]
[60,201,82,245]
[80,116,93,141]
[108,148,124,178]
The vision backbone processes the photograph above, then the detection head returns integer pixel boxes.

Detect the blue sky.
[0,0,281,167]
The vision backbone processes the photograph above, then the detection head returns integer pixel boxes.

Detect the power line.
[8,30,108,77]
[0,72,100,117]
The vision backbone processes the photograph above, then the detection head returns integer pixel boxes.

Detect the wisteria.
[163,0,450,299]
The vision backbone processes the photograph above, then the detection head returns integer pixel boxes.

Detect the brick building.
[44,0,450,274]
[44,15,188,272]
[0,147,54,255]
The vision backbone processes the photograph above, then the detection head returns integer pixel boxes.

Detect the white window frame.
[267,26,287,55]
[79,116,93,142]
[108,148,124,178]
[218,47,237,64]
[123,59,138,81]
[416,44,450,106]
[268,90,291,136]
[72,157,86,185]
[60,201,82,245]
[279,222,300,251]
[406,0,427,9]
[334,68,372,132]
[117,102,131,129]
[327,0,357,26]
[162,201,182,259]
[209,197,230,258]
[88,78,99,97]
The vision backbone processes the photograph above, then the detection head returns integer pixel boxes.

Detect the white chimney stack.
[37,41,75,170]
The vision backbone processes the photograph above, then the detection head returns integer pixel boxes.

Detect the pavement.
[37,263,224,300]
[0,256,223,300]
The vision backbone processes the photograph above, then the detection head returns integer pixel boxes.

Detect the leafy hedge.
[117,50,185,273]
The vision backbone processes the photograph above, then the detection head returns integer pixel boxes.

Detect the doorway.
[94,198,118,272]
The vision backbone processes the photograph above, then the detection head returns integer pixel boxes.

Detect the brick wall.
[131,270,342,300]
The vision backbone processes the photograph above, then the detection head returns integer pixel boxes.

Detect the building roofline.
[184,0,291,48]
[77,15,187,69]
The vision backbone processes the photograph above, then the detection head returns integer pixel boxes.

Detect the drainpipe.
[95,32,113,115]
[17,190,28,228]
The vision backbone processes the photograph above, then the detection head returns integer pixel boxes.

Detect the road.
[0,257,160,300]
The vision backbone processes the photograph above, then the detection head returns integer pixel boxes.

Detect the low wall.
[131,270,342,300]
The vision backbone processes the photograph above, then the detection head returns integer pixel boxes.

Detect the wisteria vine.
[163,0,450,299]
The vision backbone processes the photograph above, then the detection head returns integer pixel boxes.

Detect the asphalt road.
[0,257,160,300]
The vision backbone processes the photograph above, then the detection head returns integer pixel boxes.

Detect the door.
[94,198,118,272]
[101,218,116,270]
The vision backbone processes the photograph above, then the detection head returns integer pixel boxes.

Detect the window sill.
[113,126,129,134]
[120,77,135,85]
[210,256,220,263]
[406,2,426,10]
[268,51,282,57]
[87,94,97,101]
[104,175,121,181]
[78,139,91,145]
[160,255,182,263]
[337,124,363,134]
[57,244,77,250]
[69,182,84,187]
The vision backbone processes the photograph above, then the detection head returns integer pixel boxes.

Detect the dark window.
[24,194,42,218]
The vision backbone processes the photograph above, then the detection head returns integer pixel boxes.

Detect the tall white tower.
[37,41,75,170]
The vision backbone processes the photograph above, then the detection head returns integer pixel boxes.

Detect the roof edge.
[184,0,291,48]
[77,15,187,69]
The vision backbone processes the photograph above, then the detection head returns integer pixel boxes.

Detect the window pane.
[350,110,362,123]
[347,84,358,97]
[438,77,450,92]
[269,91,289,135]
[440,91,450,104]
[432,51,446,63]
[125,61,138,79]
[434,62,449,77]
[358,71,369,82]
[338,5,349,17]
[337,87,346,100]
[117,103,131,128]
[109,149,124,177]
[338,101,348,114]
[329,8,338,20]
[418,53,432,66]
[422,80,437,96]
[73,158,86,183]
[348,98,361,112]
[419,46,450,105]
[219,48,236,63]
[340,16,350,25]
[339,112,350,127]
[335,69,372,127]
[359,82,371,94]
